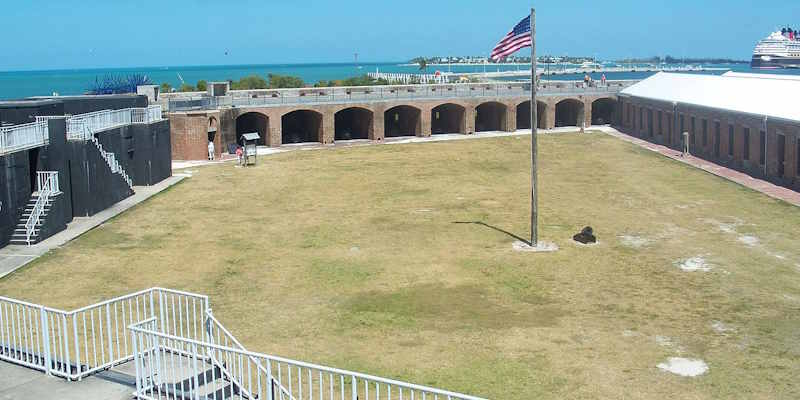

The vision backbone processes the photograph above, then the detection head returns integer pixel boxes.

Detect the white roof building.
[620,72,800,123]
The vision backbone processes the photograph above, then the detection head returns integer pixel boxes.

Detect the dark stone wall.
[66,138,132,218]
[94,120,172,186]
[60,95,147,115]
[0,101,64,125]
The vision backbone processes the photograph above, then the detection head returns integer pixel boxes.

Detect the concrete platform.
[0,362,132,400]
[0,175,187,279]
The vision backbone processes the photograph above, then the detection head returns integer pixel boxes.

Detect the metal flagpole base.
[512,240,559,253]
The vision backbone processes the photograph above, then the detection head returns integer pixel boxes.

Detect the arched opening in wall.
[384,105,421,137]
[335,107,373,141]
[516,101,531,130]
[555,99,584,128]
[282,110,323,144]
[475,102,507,132]
[591,98,616,126]
[235,112,268,145]
[515,101,546,130]
[208,117,218,142]
[431,103,466,134]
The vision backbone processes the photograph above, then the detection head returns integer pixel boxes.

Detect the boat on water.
[751,27,800,69]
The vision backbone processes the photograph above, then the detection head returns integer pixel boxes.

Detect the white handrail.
[66,105,162,140]
[0,121,49,156]
[23,172,59,245]
[0,288,207,380]
[0,287,485,400]
[86,126,134,189]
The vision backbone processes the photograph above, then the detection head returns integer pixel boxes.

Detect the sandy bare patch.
[413,209,433,213]
[657,357,709,377]
[654,335,674,347]
[701,217,750,235]
[622,330,638,338]
[738,235,759,247]
[711,321,734,335]
[619,235,650,248]
[675,256,713,272]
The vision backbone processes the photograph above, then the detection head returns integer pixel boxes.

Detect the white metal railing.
[0,288,208,380]
[0,120,49,156]
[0,288,485,399]
[36,171,60,195]
[66,105,162,141]
[23,171,60,245]
[130,309,485,400]
[86,126,134,189]
[165,80,638,111]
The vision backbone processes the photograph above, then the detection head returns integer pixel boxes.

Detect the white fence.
[0,288,207,380]
[0,288,486,400]
[367,72,451,84]
[0,121,49,156]
[66,105,162,141]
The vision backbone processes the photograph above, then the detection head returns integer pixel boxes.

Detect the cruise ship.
[751,27,800,69]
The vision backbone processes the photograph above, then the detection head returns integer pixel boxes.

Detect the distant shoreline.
[399,62,531,67]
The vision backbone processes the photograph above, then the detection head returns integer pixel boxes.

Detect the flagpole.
[530,7,538,246]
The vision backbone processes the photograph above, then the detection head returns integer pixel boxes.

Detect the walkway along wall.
[169,94,618,159]
[618,95,800,192]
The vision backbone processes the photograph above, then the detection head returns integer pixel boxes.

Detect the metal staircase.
[9,171,61,246]
[86,126,134,191]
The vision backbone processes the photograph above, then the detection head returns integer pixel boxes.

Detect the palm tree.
[418,59,428,73]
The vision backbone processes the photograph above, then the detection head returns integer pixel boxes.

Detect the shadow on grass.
[453,221,530,245]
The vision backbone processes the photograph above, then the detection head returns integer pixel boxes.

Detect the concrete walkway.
[0,175,187,279]
[602,127,800,207]
[0,362,132,400]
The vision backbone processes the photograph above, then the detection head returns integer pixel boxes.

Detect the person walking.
[682,131,690,157]
[207,140,215,161]
[601,73,607,86]
[236,145,243,166]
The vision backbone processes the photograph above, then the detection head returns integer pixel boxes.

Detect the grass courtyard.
[2,132,799,399]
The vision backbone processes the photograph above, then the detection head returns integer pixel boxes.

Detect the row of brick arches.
[233,99,617,145]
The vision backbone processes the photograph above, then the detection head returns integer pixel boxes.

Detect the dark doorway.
[235,113,268,145]
[714,121,721,158]
[282,110,323,144]
[385,106,421,137]
[335,108,373,140]
[28,148,39,192]
[555,99,584,127]
[516,101,531,130]
[591,98,616,125]
[431,104,465,134]
[475,102,507,132]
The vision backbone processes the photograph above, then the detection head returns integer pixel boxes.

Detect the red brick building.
[618,72,800,192]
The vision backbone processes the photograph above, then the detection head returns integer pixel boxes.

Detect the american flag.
[490,16,532,61]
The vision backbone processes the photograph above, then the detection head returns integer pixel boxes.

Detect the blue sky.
[0,0,791,70]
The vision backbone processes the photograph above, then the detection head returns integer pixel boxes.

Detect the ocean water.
[0,62,797,100]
